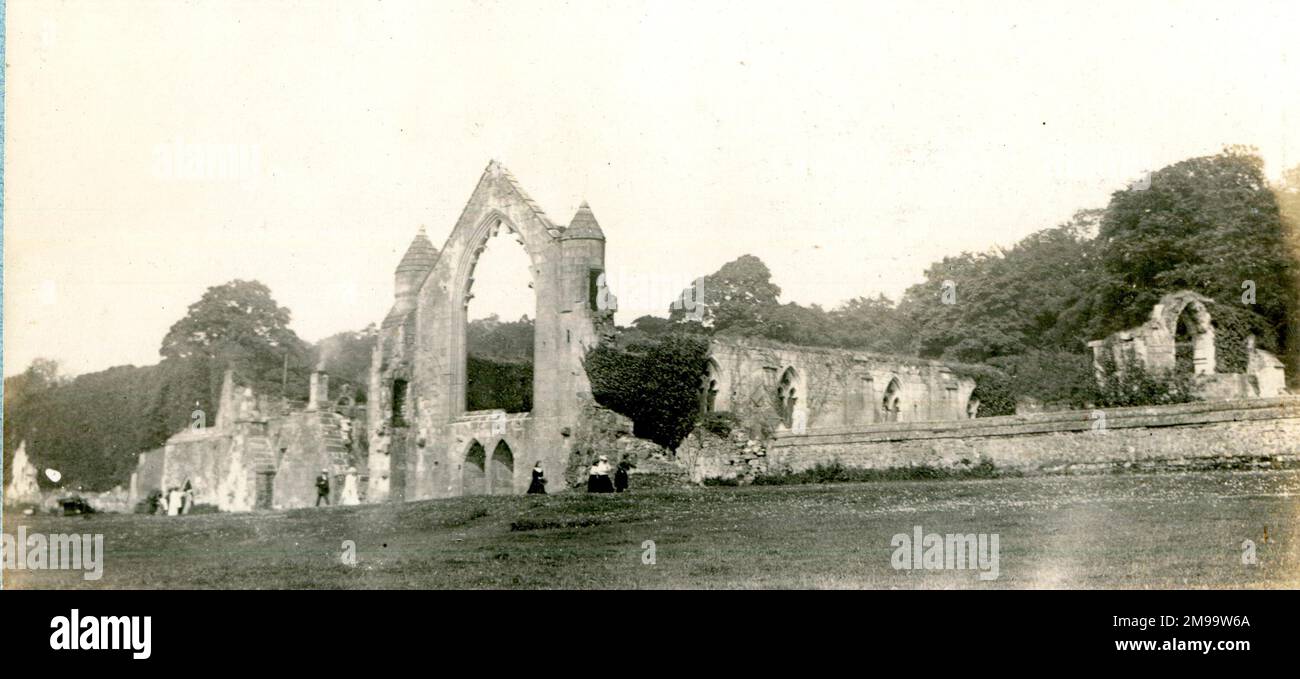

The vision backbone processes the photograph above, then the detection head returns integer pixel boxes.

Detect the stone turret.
[561,201,608,313]
[561,201,605,241]
[390,227,438,321]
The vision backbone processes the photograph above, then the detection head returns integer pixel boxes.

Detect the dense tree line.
[651,149,1300,411]
[4,281,323,491]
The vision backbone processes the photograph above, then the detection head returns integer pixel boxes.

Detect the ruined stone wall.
[127,448,166,507]
[677,428,769,483]
[159,428,250,511]
[708,336,977,435]
[563,404,667,488]
[268,409,357,508]
[400,410,533,499]
[767,396,1300,475]
[3,441,42,507]
[369,162,610,501]
[1087,290,1288,398]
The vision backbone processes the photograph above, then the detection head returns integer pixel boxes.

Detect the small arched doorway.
[463,440,487,496]
[489,440,514,495]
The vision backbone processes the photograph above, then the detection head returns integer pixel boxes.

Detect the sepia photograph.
[1,0,1297,661]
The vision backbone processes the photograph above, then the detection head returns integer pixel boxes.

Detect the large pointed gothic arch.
[448,210,541,415]
[369,161,610,501]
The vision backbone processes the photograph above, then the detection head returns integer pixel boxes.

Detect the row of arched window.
[697,362,906,426]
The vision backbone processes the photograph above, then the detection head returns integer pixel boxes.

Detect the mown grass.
[4,470,1297,589]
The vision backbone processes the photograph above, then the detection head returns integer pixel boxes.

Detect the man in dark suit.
[316,470,331,506]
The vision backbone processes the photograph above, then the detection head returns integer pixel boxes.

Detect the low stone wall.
[677,428,769,483]
[766,397,1300,475]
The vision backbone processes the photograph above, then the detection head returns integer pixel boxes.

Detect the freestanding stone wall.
[767,396,1300,475]
[1087,290,1288,399]
[707,336,977,435]
[368,161,612,501]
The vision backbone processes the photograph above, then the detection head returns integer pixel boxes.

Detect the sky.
[4,0,1300,377]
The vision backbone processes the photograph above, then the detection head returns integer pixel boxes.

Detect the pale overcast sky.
[5,0,1299,377]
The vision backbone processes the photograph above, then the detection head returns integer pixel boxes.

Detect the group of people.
[586,454,634,493]
[522,454,635,495]
[156,480,194,516]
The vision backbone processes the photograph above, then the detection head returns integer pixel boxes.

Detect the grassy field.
[4,470,1298,589]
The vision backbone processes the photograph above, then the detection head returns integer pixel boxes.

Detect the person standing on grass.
[167,487,183,516]
[614,456,633,493]
[315,469,331,506]
[588,455,614,493]
[181,479,194,514]
[527,461,547,494]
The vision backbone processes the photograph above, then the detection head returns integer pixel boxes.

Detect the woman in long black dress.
[595,455,615,493]
[527,461,547,494]
[614,457,632,493]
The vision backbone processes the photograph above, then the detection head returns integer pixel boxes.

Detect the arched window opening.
[489,440,514,495]
[777,367,799,428]
[463,441,487,496]
[700,361,721,414]
[465,219,535,413]
[881,378,902,423]
[1173,302,1214,376]
[391,379,408,427]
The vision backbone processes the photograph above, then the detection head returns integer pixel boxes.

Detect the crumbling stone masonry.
[368,161,610,501]
[127,369,365,512]
[1087,290,1287,399]
[705,336,979,434]
[2,440,43,507]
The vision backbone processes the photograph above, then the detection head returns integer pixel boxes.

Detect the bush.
[987,351,1098,410]
[1089,348,1200,408]
[134,490,163,514]
[951,365,1016,417]
[749,459,1014,486]
[1206,300,1278,373]
[700,411,741,438]
[58,496,96,515]
[584,333,711,450]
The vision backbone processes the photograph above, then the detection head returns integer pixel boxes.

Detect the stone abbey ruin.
[85,161,1296,512]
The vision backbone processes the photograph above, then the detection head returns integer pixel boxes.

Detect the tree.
[1090,148,1298,364]
[584,333,711,450]
[899,210,1101,362]
[1272,163,1300,382]
[668,254,781,333]
[315,325,379,401]
[466,314,534,362]
[826,294,918,355]
[160,280,311,400]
